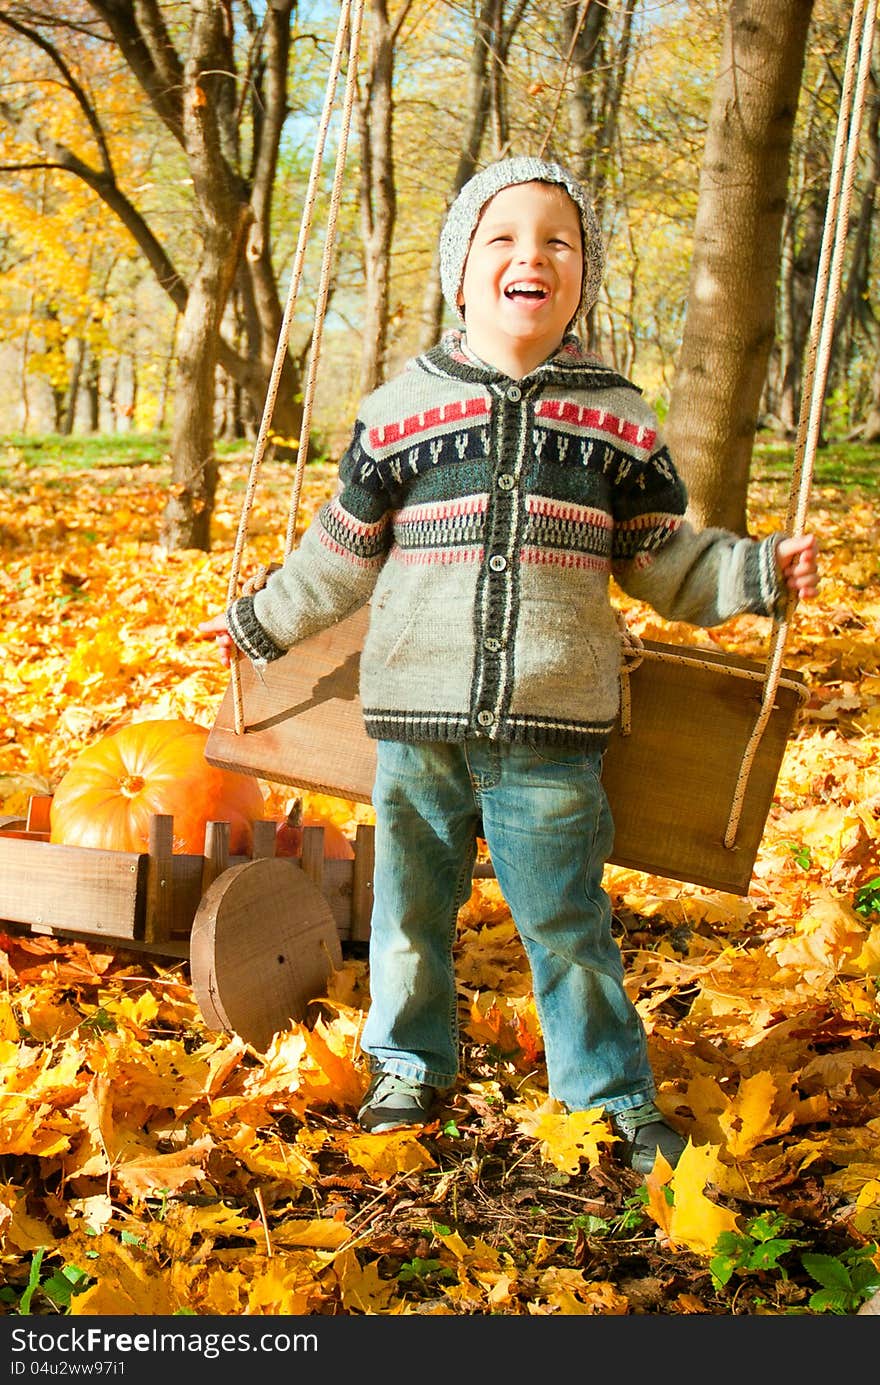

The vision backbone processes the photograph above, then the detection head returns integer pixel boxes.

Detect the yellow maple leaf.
[435,1229,501,1269]
[347,1130,437,1179]
[65,624,123,687]
[537,1266,629,1315]
[767,891,868,986]
[272,1218,351,1250]
[334,1246,401,1312]
[65,1194,113,1236]
[102,989,160,1034]
[464,990,542,1068]
[69,1237,183,1315]
[0,998,19,1040]
[513,1099,608,1173]
[296,1016,367,1109]
[220,1125,317,1194]
[645,1157,676,1239]
[853,924,880,977]
[849,1180,880,1238]
[113,1134,214,1200]
[22,999,83,1040]
[245,1258,323,1315]
[257,1013,366,1111]
[163,1200,254,1246]
[661,1143,739,1256]
[0,1093,75,1158]
[718,1071,795,1158]
[0,1182,58,1252]
[483,1271,518,1307]
[175,1262,251,1315]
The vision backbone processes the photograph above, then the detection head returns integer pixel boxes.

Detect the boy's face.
[457,181,583,375]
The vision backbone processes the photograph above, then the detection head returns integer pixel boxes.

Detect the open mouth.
[504,281,549,301]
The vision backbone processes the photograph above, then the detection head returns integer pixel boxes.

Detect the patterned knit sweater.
[227,331,783,749]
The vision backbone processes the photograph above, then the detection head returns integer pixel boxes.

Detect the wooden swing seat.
[205,604,807,896]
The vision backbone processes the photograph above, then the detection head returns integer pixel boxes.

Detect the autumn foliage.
[0,440,879,1316]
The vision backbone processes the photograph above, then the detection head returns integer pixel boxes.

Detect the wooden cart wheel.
[190,856,342,1052]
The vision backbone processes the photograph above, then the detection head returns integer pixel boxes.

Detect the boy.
[200,157,818,1173]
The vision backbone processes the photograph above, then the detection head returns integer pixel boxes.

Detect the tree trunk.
[565,0,634,351]
[357,0,408,395]
[162,269,223,551]
[418,0,530,350]
[0,1,301,546]
[665,0,814,534]
[85,355,100,432]
[773,132,826,434]
[860,359,880,442]
[157,2,251,549]
[62,338,85,435]
[834,71,880,436]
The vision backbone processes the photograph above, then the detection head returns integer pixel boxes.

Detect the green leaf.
[801,1253,854,1291]
[18,1249,45,1315]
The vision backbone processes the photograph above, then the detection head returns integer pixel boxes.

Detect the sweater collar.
[415,329,637,393]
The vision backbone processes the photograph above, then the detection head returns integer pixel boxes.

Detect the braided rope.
[721,0,876,849]
[227,0,364,733]
[221,0,868,865]
[283,0,365,559]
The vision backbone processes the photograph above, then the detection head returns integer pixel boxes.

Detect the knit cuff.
[226,595,286,664]
[746,534,786,618]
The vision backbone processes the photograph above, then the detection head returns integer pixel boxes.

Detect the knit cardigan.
[227,331,783,750]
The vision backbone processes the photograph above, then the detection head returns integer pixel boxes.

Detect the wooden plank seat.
[205,605,807,896]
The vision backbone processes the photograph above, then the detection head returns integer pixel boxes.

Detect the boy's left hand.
[198,612,236,668]
[776,533,819,600]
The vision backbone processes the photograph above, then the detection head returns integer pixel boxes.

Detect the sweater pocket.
[509,596,619,719]
[365,573,476,674]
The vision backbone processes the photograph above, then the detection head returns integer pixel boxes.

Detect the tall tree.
[0,1,305,550]
[664,0,815,534]
[416,0,530,352]
[357,0,413,394]
[831,63,880,439]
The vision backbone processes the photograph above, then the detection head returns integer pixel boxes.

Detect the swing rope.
[219,0,870,857]
[226,0,365,734]
[721,0,875,849]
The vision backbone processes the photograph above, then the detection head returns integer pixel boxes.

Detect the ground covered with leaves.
[0,435,878,1317]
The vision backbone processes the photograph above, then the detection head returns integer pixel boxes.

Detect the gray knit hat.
[439,156,604,327]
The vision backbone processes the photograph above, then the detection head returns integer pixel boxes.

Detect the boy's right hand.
[197,612,236,668]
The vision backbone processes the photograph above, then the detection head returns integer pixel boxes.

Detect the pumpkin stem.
[285,797,303,828]
[119,774,145,798]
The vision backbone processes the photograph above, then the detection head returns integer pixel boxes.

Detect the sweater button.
[484,637,502,653]
[488,554,507,572]
[506,385,522,402]
[476,709,495,728]
[497,472,514,490]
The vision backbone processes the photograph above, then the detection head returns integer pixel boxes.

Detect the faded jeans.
[360,739,655,1115]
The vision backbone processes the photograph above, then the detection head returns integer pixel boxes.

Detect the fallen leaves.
[0,443,879,1314]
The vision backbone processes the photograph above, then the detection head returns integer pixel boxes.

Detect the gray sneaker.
[611,1101,686,1174]
[358,1071,436,1132]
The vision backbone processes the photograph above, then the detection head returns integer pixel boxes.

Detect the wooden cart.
[0,795,377,1051]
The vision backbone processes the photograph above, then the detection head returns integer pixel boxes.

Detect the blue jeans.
[361,739,655,1115]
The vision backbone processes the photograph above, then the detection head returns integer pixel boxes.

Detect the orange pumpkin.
[49,719,265,855]
[274,797,354,860]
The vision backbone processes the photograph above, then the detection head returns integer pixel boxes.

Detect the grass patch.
[0,431,256,480]
[1,430,171,473]
[753,438,878,492]
[1,430,876,493]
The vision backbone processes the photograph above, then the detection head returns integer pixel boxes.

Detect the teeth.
[505,281,547,296]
